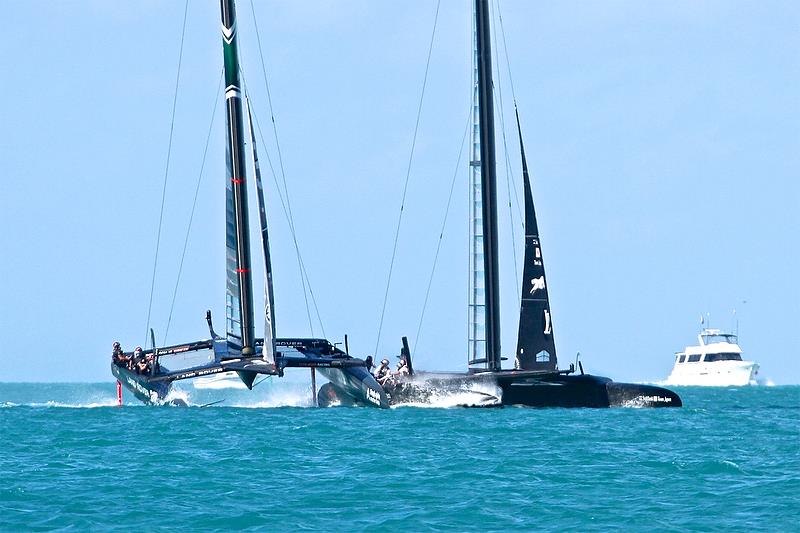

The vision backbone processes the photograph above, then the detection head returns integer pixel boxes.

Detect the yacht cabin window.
[703,353,743,362]
[702,334,737,345]
[687,354,701,362]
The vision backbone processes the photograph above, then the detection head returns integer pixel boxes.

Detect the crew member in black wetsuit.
[112,342,123,364]
[132,346,144,373]
[144,353,159,375]
[364,355,375,375]
[112,342,131,368]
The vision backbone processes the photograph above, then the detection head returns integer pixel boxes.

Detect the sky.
[1,0,798,384]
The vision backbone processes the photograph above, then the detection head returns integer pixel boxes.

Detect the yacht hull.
[666,361,759,387]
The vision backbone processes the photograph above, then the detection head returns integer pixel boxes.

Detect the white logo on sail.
[544,309,552,334]
[530,276,545,294]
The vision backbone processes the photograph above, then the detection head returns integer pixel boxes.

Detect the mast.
[467,1,486,369]
[475,0,501,371]
[221,0,255,355]
[245,98,276,366]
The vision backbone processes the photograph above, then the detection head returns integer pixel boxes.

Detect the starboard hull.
[371,370,682,408]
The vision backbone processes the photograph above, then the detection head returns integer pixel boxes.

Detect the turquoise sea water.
[1,383,798,532]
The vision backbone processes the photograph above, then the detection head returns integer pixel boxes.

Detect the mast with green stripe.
[221,0,255,356]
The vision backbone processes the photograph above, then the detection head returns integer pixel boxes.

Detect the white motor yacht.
[666,328,759,386]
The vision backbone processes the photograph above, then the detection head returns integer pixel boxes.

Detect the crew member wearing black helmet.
[112,341,129,367]
[132,346,144,373]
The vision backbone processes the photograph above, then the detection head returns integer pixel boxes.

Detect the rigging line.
[490,0,521,299]
[413,109,471,357]
[374,0,441,357]
[248,0,316,336]
[246,88,325,338]
[252,375,271,388]
[493,0,523,228]
[163,69,224,345]
[240,79,317,340]
[144,0,190,347]
[496,0,518,105]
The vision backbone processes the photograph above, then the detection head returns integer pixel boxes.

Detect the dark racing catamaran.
[322,0,682,408]
[112,0,387,408]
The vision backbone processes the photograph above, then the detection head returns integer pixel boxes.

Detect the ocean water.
[1,383,797,532]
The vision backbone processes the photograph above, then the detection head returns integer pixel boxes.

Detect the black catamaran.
[112,0,388,408]
[322,0,682,408]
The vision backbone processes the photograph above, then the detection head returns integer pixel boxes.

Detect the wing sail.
[245,98,276,366]
[514,108,557,371]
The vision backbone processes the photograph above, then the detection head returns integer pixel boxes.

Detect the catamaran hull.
[381,371,682,408]
[111,364,186,406]
[317,367,389,408]
[499,373,681,408]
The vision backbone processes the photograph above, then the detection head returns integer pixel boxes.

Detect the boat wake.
[225,389,315,408]
[391,381,502,408]
[166,382,316,408]
[0,399,120,409]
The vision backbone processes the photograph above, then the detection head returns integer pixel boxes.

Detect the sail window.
[535,350,550,363]
[703,353,743,362]
[687,355,701,362]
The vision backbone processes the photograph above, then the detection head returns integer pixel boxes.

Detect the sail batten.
[514,108,557,371]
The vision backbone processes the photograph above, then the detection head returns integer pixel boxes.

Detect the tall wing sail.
[225,139,242,345]
[514,109,557,371]
[467,0,487,369]
[245,98,276,366]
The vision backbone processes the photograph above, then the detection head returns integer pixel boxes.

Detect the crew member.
[364,355,375,375]
[375,358,391,385]
[394,356,410,378]
[132,346,144,373]
[112,341,124,365]
[144,353,159,375]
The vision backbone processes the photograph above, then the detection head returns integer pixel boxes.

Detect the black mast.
[476,0,501,371]
[221,0,255,356]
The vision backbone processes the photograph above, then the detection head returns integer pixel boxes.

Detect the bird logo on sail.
[530,276,546,294]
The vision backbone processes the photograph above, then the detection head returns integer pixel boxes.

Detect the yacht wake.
[392,380,502,408]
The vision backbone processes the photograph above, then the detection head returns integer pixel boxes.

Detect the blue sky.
[1,0,797,384]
